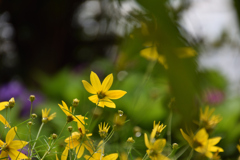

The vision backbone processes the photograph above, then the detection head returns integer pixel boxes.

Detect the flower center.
[148,149,158,157]
[67,115,74,122]
[1,143,9,151]
[193,139,202,148]
[98,92,106,99]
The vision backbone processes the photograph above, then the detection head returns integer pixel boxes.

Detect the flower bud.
[68,126,73,132]
[52,133,57,139]
[32,113,37,119]
[9,97,15,109]
[29,95,35,102]
[127,137,135,143]
[42,117,48,123]
[172,143,179,150]
[72,98,80,107]
[28,121,33,126]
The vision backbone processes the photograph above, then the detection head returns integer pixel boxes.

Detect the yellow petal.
[0,114,11,128]
[0,139,4,146]
[208,145,224,152]
[102,74,113,92]
[76,145,85,158]
[153,139,166,152]
[6,127,17,144]
[84,140,95,154]
[151,124,159,140]
[0,150,8,159]
[180,129,193,147]
[140,47,159,61]
[208,137,221,146]
[96,140,104,153]
[61,147,69,160]
[103,153,118,160]
[90,71,102,92]
[8,150,28,160]
[9,140,28,150]
[84,155,93,160]
[0,102,8,111]
[105,90,127,100]
[82,80,97,94]
[65,132,80,142]
[98,101,105,108]
[102,99,116,108]
[58,101,69,116]
[88,95,99,104]
[144,133,150,149]
[195,128,208,143]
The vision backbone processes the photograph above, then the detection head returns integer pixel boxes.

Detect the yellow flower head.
[62,125,93,160]
[180,128,224,158]
[42,108,56,123]
[58,101,88,126]
[98,122,110,139]
[144,124,170,160]
[0,127,28,159]
[82,71,127,108]
[153,121,166,138]
[84,140,118,160]
[199,106,222,132]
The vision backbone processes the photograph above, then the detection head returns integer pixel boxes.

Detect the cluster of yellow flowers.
[0,71,233,160]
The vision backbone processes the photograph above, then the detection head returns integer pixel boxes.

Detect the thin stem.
[187,148,194,160]
[31,123,44,156]
[142,153,149,160]
[88,100,99,130]
[167,110,172,145]
[174,146,189,159]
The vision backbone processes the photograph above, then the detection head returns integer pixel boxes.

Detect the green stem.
[187,148,194,160]
[142,153,149,160]
[31,123,44,156]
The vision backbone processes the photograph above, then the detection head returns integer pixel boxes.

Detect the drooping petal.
[144,133,151,149]
[0,102,8,111]
[88,95,99,104]
[61,147,69,160]
[102,74,113,93]
[153,139,166,152]
[0,150,8,159]
[0,114,11,128]
[8,149,28,160]
[82,80,97,94]
[103,153,118,160]
[105,90,127,100]
[90,71,102,92]
[180,129,193,147]
[84,155,94,160]
[6,127,17,144]
[102,99,116,108]
[76,145,85,159]
[98,101,105,108]
[84,140,95,154]
[9,140,28,150]
[67,141,80,149]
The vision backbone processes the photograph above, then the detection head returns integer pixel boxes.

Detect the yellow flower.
[199,106,222,132]
[144,124,170,160]
[98,122,110,139]
[82,71,127,108]
[42,108,56,123]
[58,101,87,127]
[180,128,223,158]
[140,43,196,69]
[0,126,28,159]
[84,140,118,160]
[61,126,94,160]
[153,121,166,138]
[113,112,126,127]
